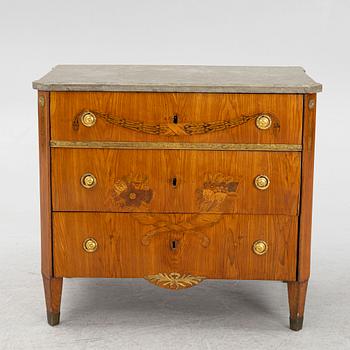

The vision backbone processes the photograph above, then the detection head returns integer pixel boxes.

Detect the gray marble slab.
[32,65,322,93]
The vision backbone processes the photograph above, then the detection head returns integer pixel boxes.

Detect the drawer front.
[51,149,301,215]
[53,212,297,281]
[50,92,303,144]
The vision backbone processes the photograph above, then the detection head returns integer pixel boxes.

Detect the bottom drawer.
[53,212,298,281]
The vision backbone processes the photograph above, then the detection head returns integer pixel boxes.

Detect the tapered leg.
[287,280,308,331]
[42,275,63,326]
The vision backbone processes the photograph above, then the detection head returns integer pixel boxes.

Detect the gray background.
[0,0,349,349]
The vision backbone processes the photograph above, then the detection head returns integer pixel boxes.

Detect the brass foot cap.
[47,311,60,326]
[290,316,304,331]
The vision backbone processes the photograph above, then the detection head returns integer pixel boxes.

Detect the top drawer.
[50,92,302,144]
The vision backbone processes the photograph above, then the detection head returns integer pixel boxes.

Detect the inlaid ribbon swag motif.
[73,110,278,136]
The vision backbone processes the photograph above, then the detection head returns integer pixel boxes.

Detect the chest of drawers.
[33,65,321,330]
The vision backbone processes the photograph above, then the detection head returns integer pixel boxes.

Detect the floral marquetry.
[112,173,153,209]
[196,173,239,212]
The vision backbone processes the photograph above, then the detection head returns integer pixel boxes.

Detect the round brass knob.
[81,112,96,127]
[81,173,97,189]
[83,238,98,253]
[255,114,272,130]
[254,175,270,190]
[253,240,268,255]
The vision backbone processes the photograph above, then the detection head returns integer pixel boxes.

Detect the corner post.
[38,91,63,325]
[288,93,317,331]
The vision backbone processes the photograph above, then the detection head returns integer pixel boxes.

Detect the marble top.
[32,65,322,93]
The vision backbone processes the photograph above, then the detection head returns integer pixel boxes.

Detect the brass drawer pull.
[254,175,270,190]
[255,114,272,130]
[83,238,98,253]
[81,112,96,127]
[252,240,268,255]
[81,173,97,189]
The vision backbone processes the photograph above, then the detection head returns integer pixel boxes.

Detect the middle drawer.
[52,149,300,215]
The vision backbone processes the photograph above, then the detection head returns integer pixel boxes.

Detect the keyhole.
[173,115,178,124]
[172,177,177,188]
[170,240,178,251]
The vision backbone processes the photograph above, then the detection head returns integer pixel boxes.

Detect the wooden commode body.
[33,65,321,330]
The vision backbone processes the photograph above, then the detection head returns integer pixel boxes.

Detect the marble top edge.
[32,65,322,93]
